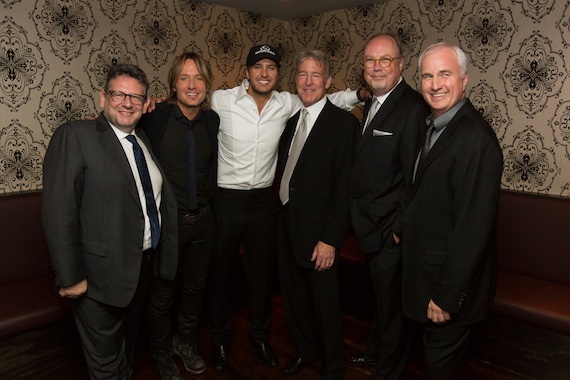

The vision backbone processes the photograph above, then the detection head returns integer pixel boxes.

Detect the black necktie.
[185,120,198,210]
[126,135,160,250]
[422,120,436,160]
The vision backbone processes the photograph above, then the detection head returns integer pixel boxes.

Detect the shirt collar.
[304,96,327,122]
[374,76,402,105]
[428,97,468,131]
[106,118,135,140]
[173,102,203,125]
[238,79,283,107]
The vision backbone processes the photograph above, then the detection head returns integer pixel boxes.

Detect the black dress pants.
[209,187,276,346]
[277,205,344,379]
[422,322,474,380]
[72,249,151,380]
[147,208,214,362]
[363,240,411,379]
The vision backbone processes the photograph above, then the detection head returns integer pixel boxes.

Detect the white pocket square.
[373,130,393,136]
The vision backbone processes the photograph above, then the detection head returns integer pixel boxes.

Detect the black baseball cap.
[246,44,281,68]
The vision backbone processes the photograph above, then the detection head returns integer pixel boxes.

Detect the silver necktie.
[363,97,381,134]
[279,109,308,204]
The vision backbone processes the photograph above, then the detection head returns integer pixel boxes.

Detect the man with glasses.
[43,64,178,380]
[346,33,428,379]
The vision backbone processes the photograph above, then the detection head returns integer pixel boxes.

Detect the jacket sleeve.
[42,123,87,287]
[320,113,359,248]
[432,126,503,313]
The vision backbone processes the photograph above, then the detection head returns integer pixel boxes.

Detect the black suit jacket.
[277,99,359,268]
[42,113,179,308]
[401,100,503,325]
[137,102,220,216]
[350,80,428,253]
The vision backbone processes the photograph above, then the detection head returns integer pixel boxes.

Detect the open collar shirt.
[212,79,358,190]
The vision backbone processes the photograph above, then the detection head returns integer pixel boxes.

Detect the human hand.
[427,299,451,324]
[311,241,335,272]
[392,232,400,244]
[145,96,166,113]
[59,278,88,299]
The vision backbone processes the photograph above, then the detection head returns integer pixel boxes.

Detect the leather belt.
[178,203,210,225]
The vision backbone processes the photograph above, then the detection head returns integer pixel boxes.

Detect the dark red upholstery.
[494,190,570,333]
[340,190,570,334]
[0,192,69,338]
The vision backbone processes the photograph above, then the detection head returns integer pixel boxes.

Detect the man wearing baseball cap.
[246,44,282,68]
[148,44,365,372]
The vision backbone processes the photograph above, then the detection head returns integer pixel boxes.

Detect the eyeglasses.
[363,56,402,68]
[106,90,147,106]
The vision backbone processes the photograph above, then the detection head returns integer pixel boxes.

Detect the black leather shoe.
[346,354,376,366]
[213,344,229,372]
[253,341,278,367]
[282,355,307,375]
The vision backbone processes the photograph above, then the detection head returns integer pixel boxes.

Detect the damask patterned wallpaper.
[1,0,569,197]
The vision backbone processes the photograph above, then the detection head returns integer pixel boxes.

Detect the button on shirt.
[112,126,163,250]
[212,79,358,190]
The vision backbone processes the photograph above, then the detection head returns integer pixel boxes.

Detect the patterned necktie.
[279,109,308,205]
[362,97,380,134]
[126,135,160,250]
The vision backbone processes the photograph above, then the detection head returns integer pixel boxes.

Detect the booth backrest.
[0,192,52,285]
[496,190,570,285]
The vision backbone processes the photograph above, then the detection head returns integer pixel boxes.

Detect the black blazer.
[276,99,359,268]
[138,102,220,217]
[349,80,428,253]
[401,100,503,325]
[42,113,179,308]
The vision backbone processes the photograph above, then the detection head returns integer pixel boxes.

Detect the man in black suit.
[138,52,219,380]
[42,64,178,380]
[347,32,428,379]
[277,50,359,379]
[400,42,503,379]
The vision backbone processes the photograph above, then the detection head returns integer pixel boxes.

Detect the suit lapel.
[293,101,333,172]
[278,112,299,176]
[411,100,474,192]
[95,115,142,209]
[354,81,406,158]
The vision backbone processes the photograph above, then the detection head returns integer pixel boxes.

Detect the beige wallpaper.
[1,0,569,197]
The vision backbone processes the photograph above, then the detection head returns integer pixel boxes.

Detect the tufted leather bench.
[0,192,69,339]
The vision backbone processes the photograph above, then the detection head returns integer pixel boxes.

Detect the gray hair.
[418,42,468,78]
[296,50,331,79]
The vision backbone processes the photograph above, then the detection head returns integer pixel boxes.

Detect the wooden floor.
[0,294,556,380]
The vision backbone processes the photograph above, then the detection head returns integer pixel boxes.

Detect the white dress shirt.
[212,79,358,190]
[111,125,163,250]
